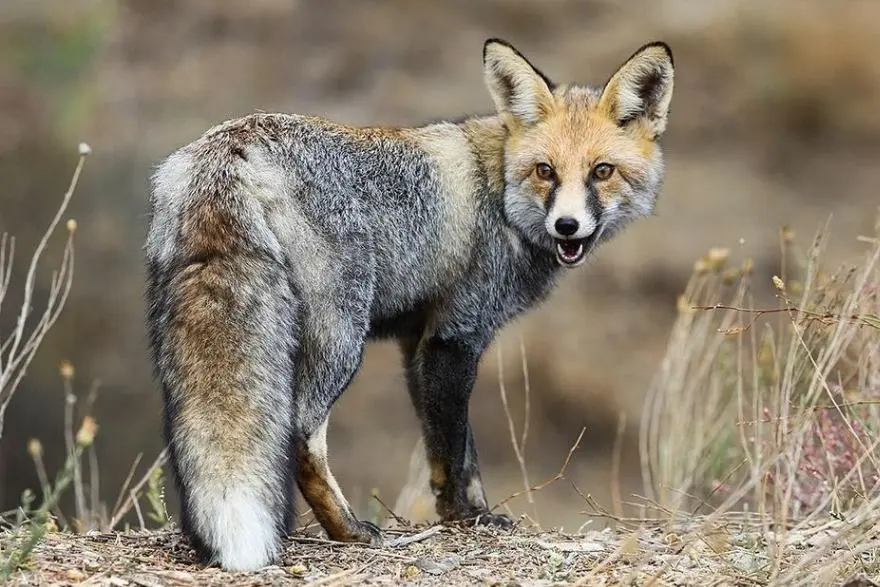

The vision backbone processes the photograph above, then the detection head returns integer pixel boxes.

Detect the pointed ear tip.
[483,38,513,59]
[642,41,674,67]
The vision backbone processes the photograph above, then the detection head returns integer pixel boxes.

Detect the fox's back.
[147,112,486,326]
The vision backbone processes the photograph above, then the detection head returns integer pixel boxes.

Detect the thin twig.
[3,150,85,380]
[130,490,146,530]
[491,427,585,512]
[518,336,532,458]
[497,342,536,521]
[0,147,86,441]
[110,452,143,526]
[29,445,69,529]
[371,492,407,527]
[108,448,168,530]
[307,557,377,587]
[88,444,100,530]
[693,303,876,331]
[611,412,627,519]
[385,525,443,547]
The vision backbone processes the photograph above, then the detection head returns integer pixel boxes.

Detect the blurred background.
[1,0,878,531]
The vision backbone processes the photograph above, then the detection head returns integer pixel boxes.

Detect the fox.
[144,38,674,571]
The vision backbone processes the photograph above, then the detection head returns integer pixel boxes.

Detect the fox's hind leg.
[296,416,382,544]
[147,253,300,572]
[290,247,381,544]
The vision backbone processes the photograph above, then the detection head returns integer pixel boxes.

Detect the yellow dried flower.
[45,515,59,533]
[706,247,730,269]
[76,416,98,447]
[772,275,785,290]
[66,219,77,233]
[27,438,43,458]
[722,267,740,285]
[780,225,795,244]
[59,360,74,380]
[676,294,693,314]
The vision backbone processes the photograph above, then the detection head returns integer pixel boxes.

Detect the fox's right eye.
[535,163,555,181]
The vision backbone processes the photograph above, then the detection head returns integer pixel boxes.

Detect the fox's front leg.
[404,336,513,528]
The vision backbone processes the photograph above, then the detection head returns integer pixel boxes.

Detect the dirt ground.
[4,516,879,587]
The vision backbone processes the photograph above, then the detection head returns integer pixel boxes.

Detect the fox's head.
[483,39,674,268]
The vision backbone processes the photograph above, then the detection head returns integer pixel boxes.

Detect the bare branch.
[0,146,88,441]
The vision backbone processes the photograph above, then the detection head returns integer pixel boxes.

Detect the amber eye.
[592,163,615,181]
[535,162,555,181]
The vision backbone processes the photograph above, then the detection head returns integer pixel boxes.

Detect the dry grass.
[637,212,880,585]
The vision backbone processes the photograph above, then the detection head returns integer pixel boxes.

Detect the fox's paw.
[444,510,515,531]
[338,519,384,546]
[469,511,514,530]
[357,520,384,545]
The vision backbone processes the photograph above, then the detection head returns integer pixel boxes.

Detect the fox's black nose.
[554,217,579,237]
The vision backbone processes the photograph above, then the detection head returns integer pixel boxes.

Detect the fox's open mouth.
[555,238,589,267]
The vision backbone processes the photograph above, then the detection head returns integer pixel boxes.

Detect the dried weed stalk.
[639,213,880,583]
[0,143,89,441]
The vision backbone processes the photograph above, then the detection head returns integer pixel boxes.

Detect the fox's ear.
[599,42,674,138]
[483,39,555,128]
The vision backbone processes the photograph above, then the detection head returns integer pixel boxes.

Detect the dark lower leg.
[405,336,512,528]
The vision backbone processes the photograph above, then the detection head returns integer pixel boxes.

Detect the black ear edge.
[629,41,674,69]
[483,37,516,61]
[482,38,556,91]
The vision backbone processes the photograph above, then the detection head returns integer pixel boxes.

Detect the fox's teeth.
[555,240,586,266]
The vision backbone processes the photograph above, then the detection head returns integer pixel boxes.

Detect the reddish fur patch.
[179,199,242,258]
[297,447,374,543]
[168,260,255,463]
[429,459,447,490]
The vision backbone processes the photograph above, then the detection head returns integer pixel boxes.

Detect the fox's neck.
[454,115,560,274]
[455,115,507,197]
[405,113,560,284]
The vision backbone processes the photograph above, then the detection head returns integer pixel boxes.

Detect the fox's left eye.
[592,163,615,181]
[535,162,556,181]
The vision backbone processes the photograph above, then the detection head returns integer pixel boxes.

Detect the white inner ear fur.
[602,47,674,135]
[483,42,554,126]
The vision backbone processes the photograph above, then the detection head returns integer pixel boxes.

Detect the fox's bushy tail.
[145,146,300,571]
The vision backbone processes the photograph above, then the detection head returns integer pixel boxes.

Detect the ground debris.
[1,516,876,586]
